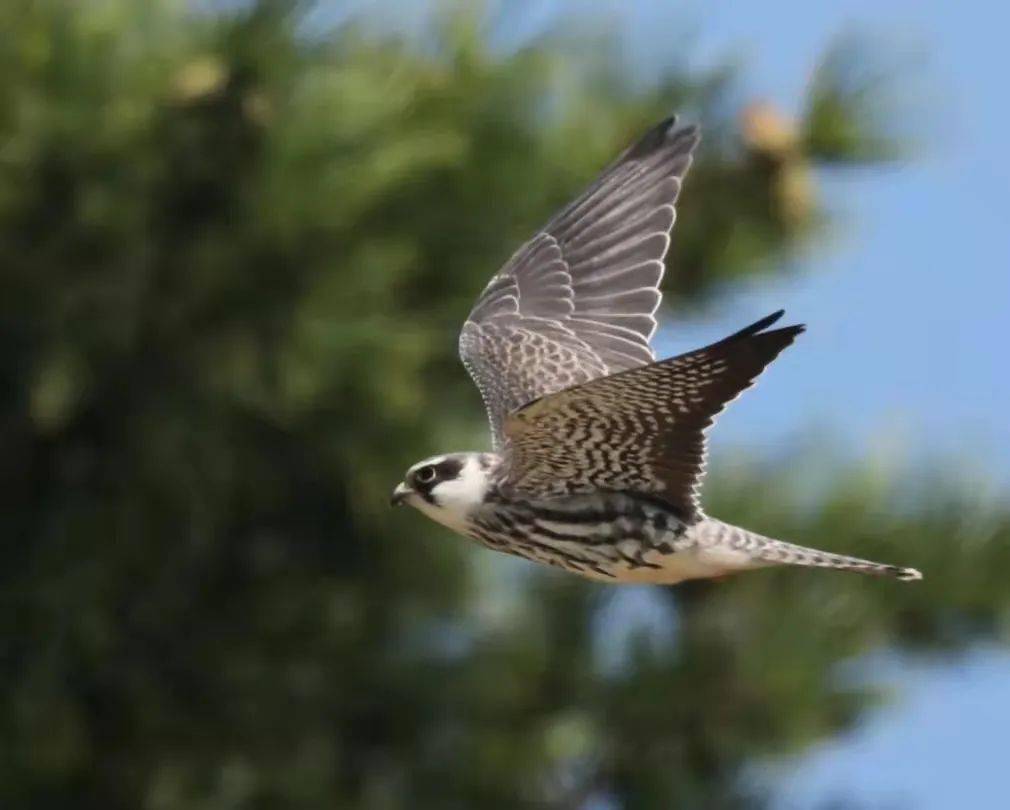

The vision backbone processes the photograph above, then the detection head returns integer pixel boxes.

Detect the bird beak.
[390,482,413,507]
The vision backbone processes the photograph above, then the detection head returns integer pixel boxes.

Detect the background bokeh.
[2,2,1008,808]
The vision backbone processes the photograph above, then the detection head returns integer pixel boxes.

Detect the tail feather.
[755,537,922,581]
[699,519,922,581]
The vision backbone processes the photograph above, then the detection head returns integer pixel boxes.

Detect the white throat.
[412,454,490,534]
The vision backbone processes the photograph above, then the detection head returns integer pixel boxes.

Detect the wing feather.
[566,210,674,272]
[500,312,804,517]
[459,116,701,448]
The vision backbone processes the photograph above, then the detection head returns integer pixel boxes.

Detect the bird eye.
[415,465,436,484]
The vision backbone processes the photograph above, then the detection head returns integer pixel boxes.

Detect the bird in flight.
[391,116,922,585]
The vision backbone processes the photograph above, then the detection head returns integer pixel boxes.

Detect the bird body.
[394,452,920,584]
[392,115,922,585]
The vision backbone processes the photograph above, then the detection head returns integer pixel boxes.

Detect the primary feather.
[460,117,699,449]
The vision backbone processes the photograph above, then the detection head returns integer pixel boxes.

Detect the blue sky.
[769,647,1010,808]
[638,0,1010,480]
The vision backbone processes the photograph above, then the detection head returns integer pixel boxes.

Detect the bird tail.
[699,519,922,581]
[753,536,922,581]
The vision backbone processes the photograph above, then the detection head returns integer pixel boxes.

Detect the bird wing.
[459,116,700,449]
[499,311,804,518]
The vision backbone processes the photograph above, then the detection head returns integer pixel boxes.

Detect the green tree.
[1,2,1007,808]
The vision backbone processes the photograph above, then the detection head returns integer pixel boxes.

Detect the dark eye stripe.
[436,458,463,479]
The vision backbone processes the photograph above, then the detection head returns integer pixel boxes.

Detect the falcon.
[391,115,922,585]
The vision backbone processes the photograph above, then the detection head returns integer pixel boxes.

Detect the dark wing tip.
[772,323,806,349]
[623,114,702,162]
[734,309,784,336]
[726,310,806,341]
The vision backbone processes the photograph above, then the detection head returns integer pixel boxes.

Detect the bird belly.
[596,522,769,583]
[589,551,732,584]
[469,494,741,584]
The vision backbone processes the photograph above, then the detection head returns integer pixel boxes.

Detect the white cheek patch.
[431,460,488,511]
[411,455,489,535]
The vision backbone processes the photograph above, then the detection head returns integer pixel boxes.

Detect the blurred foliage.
[802,33,910,163]
[1,1,1007,809]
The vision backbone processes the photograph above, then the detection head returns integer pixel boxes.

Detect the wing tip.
[625,114,702,162]
[730,309,805,341]
[659,114,701,142]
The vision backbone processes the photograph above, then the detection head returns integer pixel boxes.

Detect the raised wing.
[499,311,804,518]
[460,116,700,448]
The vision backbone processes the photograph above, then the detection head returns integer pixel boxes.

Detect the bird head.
[391,453,492,533]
